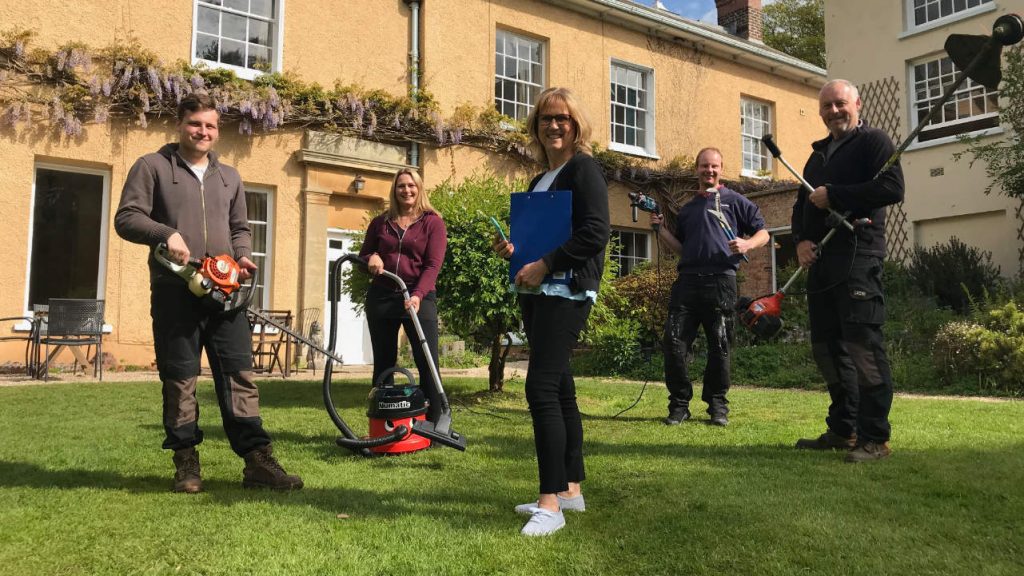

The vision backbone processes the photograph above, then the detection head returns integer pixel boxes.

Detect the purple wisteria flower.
[190,74,205,91]
[148,67,163,100]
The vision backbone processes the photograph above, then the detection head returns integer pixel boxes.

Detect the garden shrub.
[575,248,646,376]
[907,237,1002,314]
[607,258,675,346]
[931,302,1024,395]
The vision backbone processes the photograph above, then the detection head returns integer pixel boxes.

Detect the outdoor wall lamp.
[353,174,365,193]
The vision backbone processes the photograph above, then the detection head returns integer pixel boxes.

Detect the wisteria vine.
[0,27,793,207]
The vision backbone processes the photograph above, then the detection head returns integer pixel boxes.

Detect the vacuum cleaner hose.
[322,254,410,456]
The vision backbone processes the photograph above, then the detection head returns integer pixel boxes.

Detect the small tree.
[956,46,1024,200]
[431,174,525,391]
[762,0,826,69]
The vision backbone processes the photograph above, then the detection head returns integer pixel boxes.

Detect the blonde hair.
[386,168,439,219]
[525,87,593,166]
[695,147,724,167]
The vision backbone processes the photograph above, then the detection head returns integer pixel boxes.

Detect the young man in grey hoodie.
[115,93,301,493]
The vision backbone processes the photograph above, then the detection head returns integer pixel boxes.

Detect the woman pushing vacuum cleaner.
[321,168,464,456]
[324,255,465,456]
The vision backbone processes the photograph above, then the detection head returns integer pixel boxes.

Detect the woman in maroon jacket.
[359,169,447,421]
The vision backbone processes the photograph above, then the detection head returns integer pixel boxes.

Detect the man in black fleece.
[115,93,301,492]
[792,79,904,463]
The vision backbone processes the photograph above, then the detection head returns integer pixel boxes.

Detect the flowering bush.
[932,302,1024,394]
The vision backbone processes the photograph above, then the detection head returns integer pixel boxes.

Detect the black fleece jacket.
[528,153,610,294]
[794,123,905,258]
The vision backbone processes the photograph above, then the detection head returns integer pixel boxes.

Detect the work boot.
[795,430,856,451]
[242,445,303,490]
[663,408,691,426]
[845,441,891,463]
[709,413,729,427]
[172,447,203,494]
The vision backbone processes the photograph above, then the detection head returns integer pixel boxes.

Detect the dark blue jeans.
[663,273,737,416]
[808,254,893,443]
[520,293,592,494]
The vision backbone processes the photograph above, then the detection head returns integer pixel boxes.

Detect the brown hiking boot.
[172,447,203,493]
[845,441,892,463]
[242,445,303,490]
[795,430,857,451]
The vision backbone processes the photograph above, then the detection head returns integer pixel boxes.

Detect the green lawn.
[0,376,1022,576]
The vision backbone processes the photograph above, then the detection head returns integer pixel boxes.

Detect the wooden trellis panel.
[860,76,912,263]
[1017,199,1024,276]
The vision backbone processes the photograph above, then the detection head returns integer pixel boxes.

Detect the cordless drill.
[628,191,661,231]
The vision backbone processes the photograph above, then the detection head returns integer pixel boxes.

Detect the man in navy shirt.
[650,148,769,426]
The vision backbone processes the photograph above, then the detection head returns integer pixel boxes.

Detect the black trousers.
[520,293,592,494]
[663,273,736,416]
[151,282,271,457]
[364,286,442,421]
[808,254,893,443]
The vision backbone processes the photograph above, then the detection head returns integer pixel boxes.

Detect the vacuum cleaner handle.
[375,269,449,413]
[376,268,466,451]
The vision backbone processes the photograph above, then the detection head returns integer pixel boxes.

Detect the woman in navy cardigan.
[494,87,610,536]
[359,169,447,422]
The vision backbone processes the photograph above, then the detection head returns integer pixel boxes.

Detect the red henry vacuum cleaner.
[323,254,466,457]
[736,13,1024,340]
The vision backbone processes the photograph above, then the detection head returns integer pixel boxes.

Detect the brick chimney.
[716,0,763,42]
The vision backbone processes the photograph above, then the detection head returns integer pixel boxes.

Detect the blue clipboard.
[509,189,572,285]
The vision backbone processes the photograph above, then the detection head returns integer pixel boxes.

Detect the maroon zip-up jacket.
[359,211,447,300]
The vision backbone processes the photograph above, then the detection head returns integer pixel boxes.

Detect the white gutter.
[546,0,827,85]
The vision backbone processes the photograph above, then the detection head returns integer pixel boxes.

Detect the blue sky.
[652,0,777,24]
[656,0,718,22]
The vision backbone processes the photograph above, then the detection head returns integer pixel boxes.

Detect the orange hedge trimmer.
[153,243,256,314]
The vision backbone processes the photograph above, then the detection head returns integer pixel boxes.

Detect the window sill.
[192,58,270,81]
[608,142,660,160]
[899,3,996,40]
[16,322,113,334]
[905,125,1004,152]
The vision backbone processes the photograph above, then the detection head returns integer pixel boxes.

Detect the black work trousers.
[151,282,271,457]
[663,273,736,416]
[808,254,893,443]
[520,293,592,495]
[365,286,442,422]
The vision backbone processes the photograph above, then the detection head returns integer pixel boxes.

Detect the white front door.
[324,231,372,365]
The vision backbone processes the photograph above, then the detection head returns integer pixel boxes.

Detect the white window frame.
[24,163,111,318]
[767,226,795,293]
[191,0,286,81]
[609,60,657,159]
[610,228,651,277]
[740,97,773,178]
[906,52,1000,146]
[902,0,995,36]
[494,29,545,123]
[246,186,274,310]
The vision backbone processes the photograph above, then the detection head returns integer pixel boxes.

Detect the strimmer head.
[944,14,1024,91]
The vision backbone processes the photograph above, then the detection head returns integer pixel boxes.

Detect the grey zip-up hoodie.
[115,143,252,284]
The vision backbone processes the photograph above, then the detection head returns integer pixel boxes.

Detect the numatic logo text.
[379,400,411,410]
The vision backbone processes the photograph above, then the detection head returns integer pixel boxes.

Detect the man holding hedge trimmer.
[792,80,904,463]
